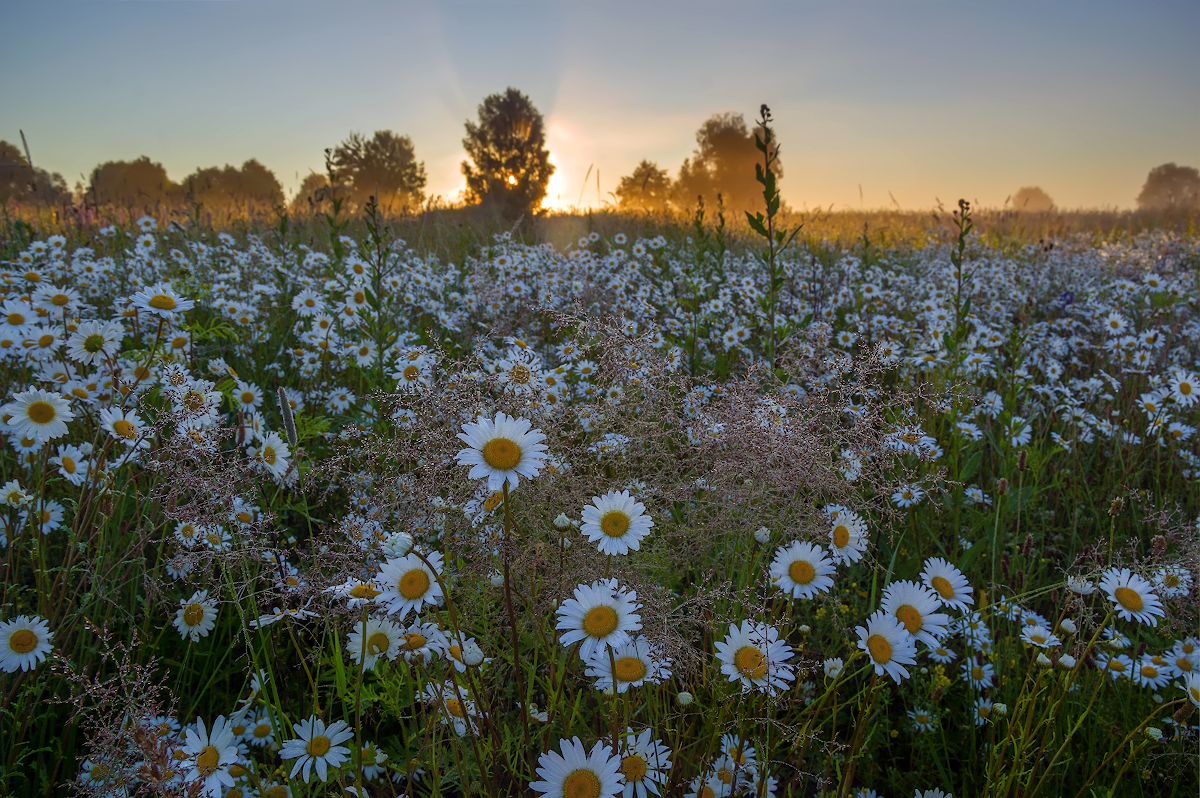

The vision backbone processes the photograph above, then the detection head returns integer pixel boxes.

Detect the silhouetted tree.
[672,112,781,216]
[182,159,284,217]
[1011,186,1055,212]
[289,172,330,215]
[461,88,554,218]
[615,160,672,213]
[331,131,427,213]
[1136,163,1200,211]
[89,156,177,212]
[0,140,70,206]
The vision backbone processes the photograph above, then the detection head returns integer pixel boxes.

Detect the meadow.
[0,195,1198,798]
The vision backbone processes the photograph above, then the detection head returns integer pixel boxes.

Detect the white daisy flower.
[2,387,74,443]
[252,431,291,478]
[65,320,123,366]
[181,715,239,798]
[456,412,549,491]
[581,490,654,556]
[346,616,403,669]
[1133,654,1171,690]
[1020,625,1060,649]
[173,590,218,642]
[1098,567,1164,626]
[423,680,481,737]
[618,727,672,798]
[556,579,642,663]
[585,636,670,693]
[396,620,448,663]
[827,508,869,564]
[375,551,445,619]
[769,541,836,600]
[881,580,951,647]
[856,609,917,683]
[530,736,624,798]
[1153,566,1192,598]
[280,717,354,782]
[130,282,194,319]
[919,557,974,611]
[246,714,276,747]
[99,406,148,447]
[714,620,795,697]
[1184,672,1200,708]
[1,480,30,508]
[0,615,53,673]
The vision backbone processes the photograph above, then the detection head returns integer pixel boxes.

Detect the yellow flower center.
[481,437,521,471]
[1030,634,1045,645]
[195,745,220,777]
[9,628,37,654]
[930,576,954,599]
[26,401,56,425]
[445,697,466,718]
[449,645,462,662]
[867,634,893,664]
[717,767,734,783]
[582,606,619,638]
[37,334,53,348]
[971,666,984,680]
[621,754,647,782]
[562,769,601,798]
[6,313,23,325]
[262,447,276,465]
[254,723,271,738]
[398,569,430,600]
[734,646,768,680]
[367,631,392,656]
[183,604,205,626]
[112,419,135,438]
[400,632,427,652]
[613,656,647,683]
[306,735,331,758]
[894,605,922,634]
[483,491,504,512]
[510,364,531,384]
[265,787,289,798]
[1113,587,1143,613]
[1108,659,1126,672]
[149,294,177,311]
[1163,574,1180,588]
[1141,665,1158,678]
[240,392,255,405]
[349,583,380,599]
[788,560,816,585]
[832,524,850,549]
[61,456,76,474]
[600,511,631,538]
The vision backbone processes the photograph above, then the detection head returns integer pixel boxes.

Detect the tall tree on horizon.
[461,87,555,219]
[615,160,672,213]
[330,130,427,213]
[672,112,781,216]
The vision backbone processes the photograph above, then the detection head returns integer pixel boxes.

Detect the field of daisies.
[0,205,1198,798]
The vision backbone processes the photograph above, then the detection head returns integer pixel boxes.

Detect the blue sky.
[4,0,1198,210]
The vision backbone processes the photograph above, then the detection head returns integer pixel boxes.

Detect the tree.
[1010,186,1054,212]
[672,112,781,216]
[0,140,70,206]
[182,159,284,217]
[461,88,554,218]
[1136,163,1200,211]
[615,160,672,213]
[330,130,427,213]
[89,156,177,211]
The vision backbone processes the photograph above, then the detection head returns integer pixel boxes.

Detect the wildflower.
[456,411,548,491]
[1095,651,1134,680]
[856,610,917,683]
[1134,655,1171,689]
[1154,566,1192,598]
[714,620,795,697]
[131,282,194,318]
[2,387,74,443]
[99,406,147,447]
[1,480,30,508]
[173,591,218,642]
[973,697,993,725]
[280,717,354,782]
[581,490,654,556]
[892,484,925,508]
[961,659,994,689]
[881,581,950,647]
[586,636,670,693]
[677,691,694,706]
[618,728,672,798]
[908,707,937,732]
[397,620,448,663]
[1099,568,1165,626]
[530,737,624,798]
[375,551,445,619]
[423,681,480,737]
[556,579,642,662]
[1169,370,1197,407]
[1020,626,1060,648]
[827,508,869,564]
[181,716,238,797]
[1066,576,1096,595]
[0,615,53,673]
[919,557,974,611]
[1184,673,1200,707]
[753,527,771,544]
[252,432,291,478]
[346,617,402,669]
[65,320,123,365]
[247,715,275,747]
[769,541,836,600]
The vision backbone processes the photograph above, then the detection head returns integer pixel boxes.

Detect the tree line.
[3,87,1199,222]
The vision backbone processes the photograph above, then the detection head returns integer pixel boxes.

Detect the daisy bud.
[489,571,504,587]
[798,624,812,633]
[1059,619,1077,634]
[1057,654,1077,669]
[993,703,1008,716]
[601,686,615,697]
[553,513,571,529]
[382,532,414,559]
[677,691,694,706]
[1036,653,1052,667]
[754,527,771,544]
[1145,727,1163,741]
[462,642,484,667]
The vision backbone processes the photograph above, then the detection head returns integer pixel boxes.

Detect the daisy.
[827,508,869,564]
[892,484,925,508]
[586,636,670,693]
[530,737,624,798]
[927,643,957,664]
[280,717,354,783]
[1094,651,1134,680]
[617,728,671,798]
[131,282,194,319]
[375,551,445,619]
[581,490,654,556]
[1020,626,1060,649]
[1154,566,1192,598]
[456,412,548,491]
[252,432,291,479]
[1,480,30,508]
[65,320,123,365]
[769,541,836,600]
[1133,654,1171,690]
[50,443,89,486]
[2,387,74,443]
[881,581,951,647]
[908,707,937,732]
[99,406,148,447]
[919,557,974,611]
[396,620,448,663]
[1169,370,1197,407]
[556,579,643,663]
[1185,673,1200,708]
[962,659,995,689]
[0,615,53,673]
[345,617,402,669]
[714,620,795,697]
[1099,568,1165,626]
[174,591,218,642]
[856,610,917,683]
[423,680,481,737]
[247,715,275,747]
[973,697,994,726]
[181,716,238,798]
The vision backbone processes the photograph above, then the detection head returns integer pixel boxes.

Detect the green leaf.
[959,450,983,482]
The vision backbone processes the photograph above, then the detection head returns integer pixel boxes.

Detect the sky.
[3,0,1198,211]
